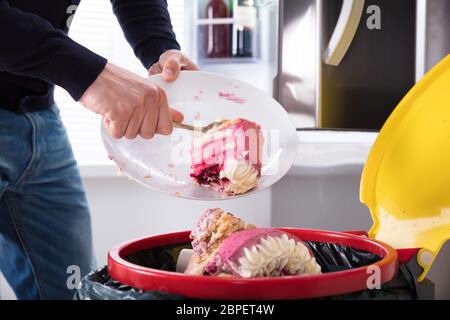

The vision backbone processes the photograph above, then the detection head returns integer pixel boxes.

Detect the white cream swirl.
[237,234,322,278]
[220,159,259,195]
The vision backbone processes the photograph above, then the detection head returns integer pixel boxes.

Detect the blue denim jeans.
[0,105,94,300]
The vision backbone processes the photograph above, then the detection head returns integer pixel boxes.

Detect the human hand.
[149,49,199,82]
[79,62,183,139]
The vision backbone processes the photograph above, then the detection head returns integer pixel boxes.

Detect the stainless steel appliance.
[271,0,450,299]
[275,0,450,130]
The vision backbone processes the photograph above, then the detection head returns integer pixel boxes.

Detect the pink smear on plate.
[218,91,246,104]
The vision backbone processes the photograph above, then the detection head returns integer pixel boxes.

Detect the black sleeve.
[110,0,181,69]
[0,1,107,101]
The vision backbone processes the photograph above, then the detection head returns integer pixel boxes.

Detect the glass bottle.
[204,0,231,58]
[232,0,257,57]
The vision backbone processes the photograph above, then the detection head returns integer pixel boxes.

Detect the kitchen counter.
[291,130,377,176]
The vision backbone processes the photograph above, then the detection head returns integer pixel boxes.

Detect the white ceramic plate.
[101,71,298,200]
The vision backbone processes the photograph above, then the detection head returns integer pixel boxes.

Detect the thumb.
[162,57,182,83]
[170,108,184,123]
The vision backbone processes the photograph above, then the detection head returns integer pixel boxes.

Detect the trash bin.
[75,229,433,300]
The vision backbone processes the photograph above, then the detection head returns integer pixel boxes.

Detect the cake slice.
[204,228,322,278]
[190,118,263,195]
[185,208,254,275]
[184,209,321,278]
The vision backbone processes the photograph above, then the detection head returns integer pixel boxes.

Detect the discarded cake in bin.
[190,118,264,195]
[185,208,322,278]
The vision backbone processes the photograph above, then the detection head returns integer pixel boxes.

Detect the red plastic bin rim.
[108,228,399,299]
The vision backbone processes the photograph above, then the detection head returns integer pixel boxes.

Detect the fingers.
[162,56,182,82]
[107,86,176,140]
[155,88,173,135]
[109,118,128,139]
[139,87,174,138]
[139,88,160,139]
[87,62,180,140]
[170,108,184,124]
[183,59,199,71]
[162,54,199,79]
[149,51,199,83]
[149,63,163,75]
[139,110,157,139]
[124,106,145,139]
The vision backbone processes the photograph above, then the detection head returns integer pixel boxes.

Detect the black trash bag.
[75,241,416,300]
[305,241,416,300]
[74,266,184,300]
[74,243,188,300]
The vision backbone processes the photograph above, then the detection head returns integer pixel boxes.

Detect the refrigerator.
[275,0,450,130]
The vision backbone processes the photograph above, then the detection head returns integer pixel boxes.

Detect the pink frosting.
[190,118,263,193]
[204,228,301,275]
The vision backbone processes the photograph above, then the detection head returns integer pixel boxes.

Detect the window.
[54,0,186,166]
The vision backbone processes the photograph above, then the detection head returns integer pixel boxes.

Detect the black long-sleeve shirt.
[0,0,180,112]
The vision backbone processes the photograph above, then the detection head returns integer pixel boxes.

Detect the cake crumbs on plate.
[174,192,181,197]
[218,91,246,104]
[143,175,152,179]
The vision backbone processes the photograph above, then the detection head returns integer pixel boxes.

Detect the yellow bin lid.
[360,54,450,282]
